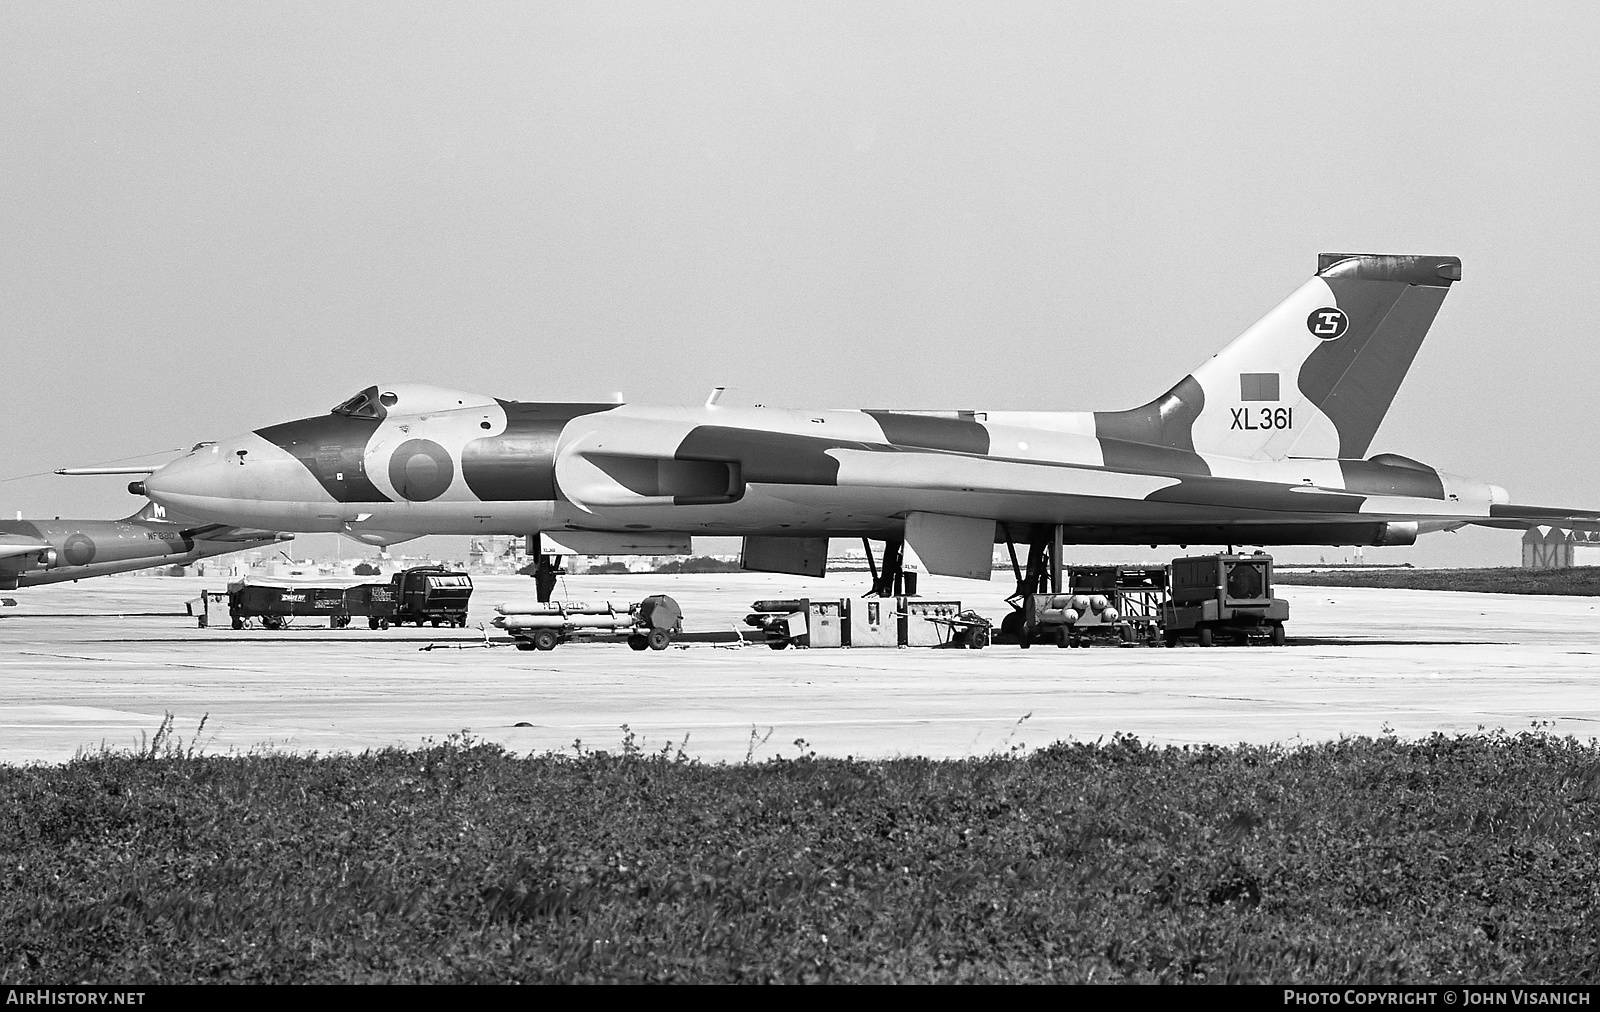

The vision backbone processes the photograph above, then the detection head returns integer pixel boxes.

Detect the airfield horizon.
[1,572,1596,766]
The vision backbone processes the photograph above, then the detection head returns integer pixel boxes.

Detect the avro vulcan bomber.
[131,254,1600,596]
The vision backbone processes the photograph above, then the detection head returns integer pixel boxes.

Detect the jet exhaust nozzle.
[1375,521,1419,547]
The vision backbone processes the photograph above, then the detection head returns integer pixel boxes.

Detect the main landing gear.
[999,522,1066,647]
[861,537,916,597]
[532,553,564,603]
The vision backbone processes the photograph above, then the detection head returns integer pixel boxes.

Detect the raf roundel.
[388,439,455,502]
[1306,307,1349,340]
[63,533,96,567]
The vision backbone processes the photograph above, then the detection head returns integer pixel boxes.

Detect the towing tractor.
[390,566,473,627]
[1161,553,1289,647]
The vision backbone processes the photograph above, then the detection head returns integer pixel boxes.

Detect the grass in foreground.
[1274,566,1600,596]
[3,727,1599,983]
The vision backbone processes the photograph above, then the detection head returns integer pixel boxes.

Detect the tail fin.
[121,499,196,525]
[1095,253,1461,464]
[122,500,168,524]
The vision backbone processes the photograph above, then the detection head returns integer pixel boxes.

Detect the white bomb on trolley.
[493,595,682,652]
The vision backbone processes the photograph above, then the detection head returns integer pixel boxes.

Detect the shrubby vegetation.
[3,726,1597,983]
[1274,566,1600,596]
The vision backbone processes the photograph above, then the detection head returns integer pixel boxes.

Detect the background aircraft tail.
[1095,253,1461,464]
[122,500,179,525]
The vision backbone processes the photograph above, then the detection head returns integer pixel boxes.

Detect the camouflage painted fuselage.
[138,254,1598,554]
[0,516,281,590]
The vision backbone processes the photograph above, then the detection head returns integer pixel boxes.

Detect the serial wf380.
[128,253,1599,596]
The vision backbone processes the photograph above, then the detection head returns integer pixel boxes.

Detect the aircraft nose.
[143,443,231,507]
[143,431,352,529]
[143,433,317,526]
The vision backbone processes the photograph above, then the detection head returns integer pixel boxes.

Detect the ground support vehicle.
[1162,553,1289,647]
[913,606,991,648]
[901,599,983,647]
[345,582,398,629]
[391,567,472,627]
[745,597,984,648]
[493,595,682,651]
[1017,566,1164,648]
[745,598,821,649]
[1022,593,1132,648]
[1076,566,1166,645]
[186,590,231,628]
[220,578,353,629]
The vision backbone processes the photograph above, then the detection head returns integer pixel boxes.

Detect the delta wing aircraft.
[0,500,289,590]
[131,253,1600,598]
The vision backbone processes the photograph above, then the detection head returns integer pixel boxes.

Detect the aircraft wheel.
[1271,623,1286,646]
[379,619,389,630]
[1054,627,1071,648]
[628,635,649,651]
[768,639,788,650]
[1197,626,1214,648]
[368,617,380,630]
[1163,631,1179,648]
[998,611,1024,643]
[231,617,243,630]
[431,618,441,628]
[531,630,558,651]
[516,640,536,651]
[647,628,671,651]
[1119,625,1135,644]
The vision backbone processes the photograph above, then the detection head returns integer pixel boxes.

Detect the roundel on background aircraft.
[63,533,95,566]
[1305,307,1349,340]
[389,439,455,501]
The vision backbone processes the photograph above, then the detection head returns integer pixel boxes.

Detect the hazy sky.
[5,2,1598,566]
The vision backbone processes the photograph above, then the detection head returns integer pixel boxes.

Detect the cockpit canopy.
[332,387,388,419]
[330,383,498,419]
[329,387,382,419]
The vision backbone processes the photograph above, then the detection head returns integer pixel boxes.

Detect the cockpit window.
[332,386,386,419]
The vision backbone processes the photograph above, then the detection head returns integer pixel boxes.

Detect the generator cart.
[1161,553,1289,647]
[745,597,984,648]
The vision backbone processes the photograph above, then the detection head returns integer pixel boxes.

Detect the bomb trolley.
[493,595,683,651]
[1020,566,1167,647]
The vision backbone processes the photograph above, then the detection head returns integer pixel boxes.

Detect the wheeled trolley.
[493,595,683,651]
